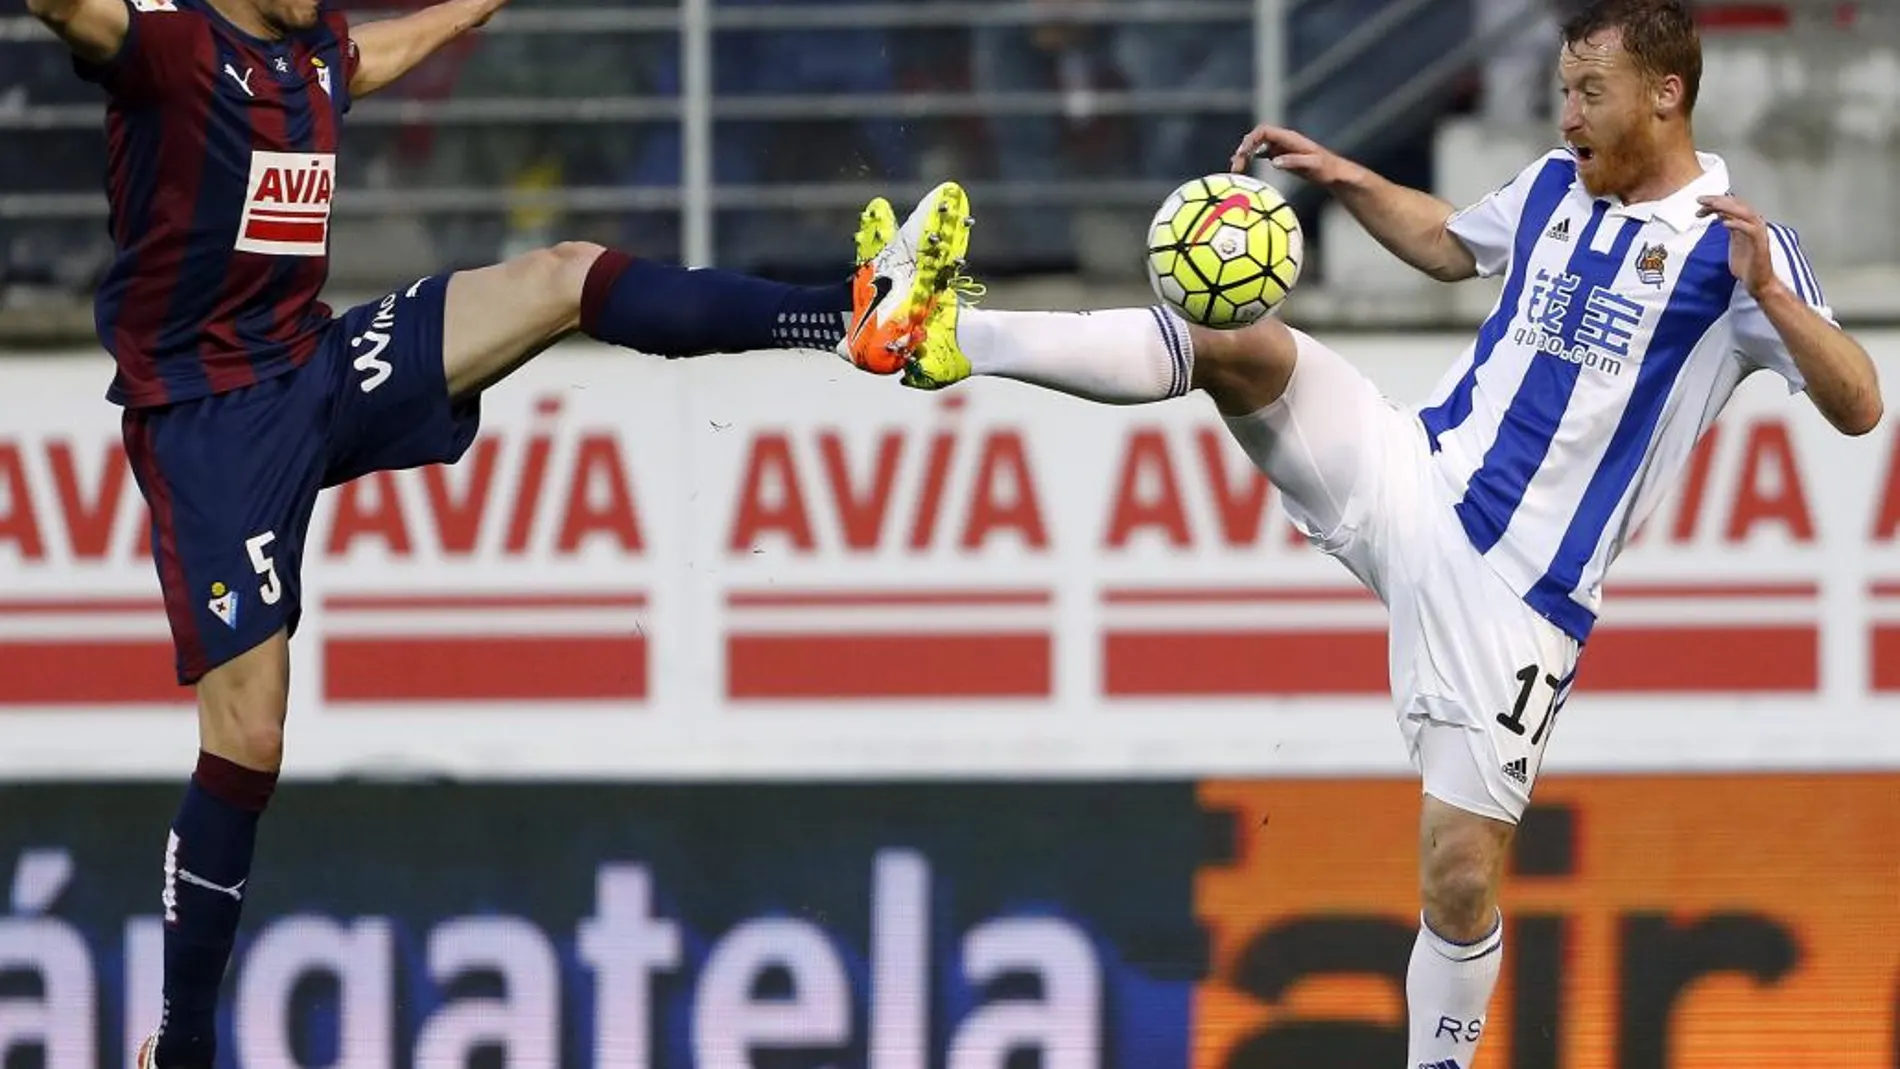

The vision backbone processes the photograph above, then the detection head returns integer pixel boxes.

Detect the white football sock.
[956,306,1193,404]
[1407,911,1504,1069]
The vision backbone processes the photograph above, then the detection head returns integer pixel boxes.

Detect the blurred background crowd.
[0,0,1889,329]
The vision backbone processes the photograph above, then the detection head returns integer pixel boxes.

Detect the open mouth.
[1572,144,1598,164]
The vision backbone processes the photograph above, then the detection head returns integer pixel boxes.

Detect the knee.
[1420,810,1510,939]
[229,719,284,772]
[1188,316,1297,416]
[521,240,607,300]
[195,646,289,772]
[199,695,285,771]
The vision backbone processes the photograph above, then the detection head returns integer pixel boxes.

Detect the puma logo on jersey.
[235,152,335,256]
[223,63,254,97]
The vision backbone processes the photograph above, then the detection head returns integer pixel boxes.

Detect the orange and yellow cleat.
[838,181,973,376]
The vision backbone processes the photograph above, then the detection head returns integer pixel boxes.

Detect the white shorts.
[1223,329,1581,823]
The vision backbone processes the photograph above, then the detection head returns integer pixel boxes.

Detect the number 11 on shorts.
[246,531,283,606]
[1496,663,1563,746]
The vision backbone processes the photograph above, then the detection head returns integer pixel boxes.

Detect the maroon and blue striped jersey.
[75,0,358,408]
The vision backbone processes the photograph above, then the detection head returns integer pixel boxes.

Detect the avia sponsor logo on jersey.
[1510,266,1642,377]
[235,152,335,257]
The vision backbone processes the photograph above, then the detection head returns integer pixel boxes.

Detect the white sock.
[955,306,1193,404]
[1406,911,1503,1069]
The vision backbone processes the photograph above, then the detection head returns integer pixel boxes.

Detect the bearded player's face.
[1557,29,1666,200]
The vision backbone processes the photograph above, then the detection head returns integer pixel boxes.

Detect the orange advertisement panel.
[1195,775,1900,1068]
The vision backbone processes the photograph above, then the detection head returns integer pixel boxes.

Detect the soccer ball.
[1145,172,1303,329]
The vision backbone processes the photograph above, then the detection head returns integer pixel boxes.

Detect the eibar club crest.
[1635,242,1668,287]
[207,582,239,629]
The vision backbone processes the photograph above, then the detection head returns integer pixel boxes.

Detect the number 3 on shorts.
[1496,663,1564,746]
[246,531,283,606]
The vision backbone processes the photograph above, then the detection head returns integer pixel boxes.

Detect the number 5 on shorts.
[1496,663,1563,745]
[246,532,283,606]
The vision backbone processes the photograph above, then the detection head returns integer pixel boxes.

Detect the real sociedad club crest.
[1636,242,1668,287]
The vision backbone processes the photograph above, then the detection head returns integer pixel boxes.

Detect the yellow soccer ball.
[1145,172,1304,329]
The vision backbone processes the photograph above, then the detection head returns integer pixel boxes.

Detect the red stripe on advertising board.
[1103,624,1818,697]
[0,641,183,704]
[325,635,647,702]
[325,592,648,612]
[0,598,164,615]
[1101,582,1817,607]
[728,633,1051,699]
[1581,626,1818,692]
[1871,627,1900,692]
[727,589,1051,609]
[1608,581,1818,600]
[1103,631,1388,696]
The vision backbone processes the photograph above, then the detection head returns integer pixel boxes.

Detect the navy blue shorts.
[123,275,481,685]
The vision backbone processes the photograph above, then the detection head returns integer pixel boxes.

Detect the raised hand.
[1696,193,1779,299]
[1230,124,1347,185]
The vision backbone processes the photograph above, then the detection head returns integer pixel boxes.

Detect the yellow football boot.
[839,181,973,375]
[854,195,896,265]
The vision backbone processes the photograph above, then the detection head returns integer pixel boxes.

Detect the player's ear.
[1653,72,1685,118]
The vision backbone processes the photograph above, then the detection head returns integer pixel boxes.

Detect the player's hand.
[1231,124,1343,184]
[468,0,509,28]
[1696,194,1781,300]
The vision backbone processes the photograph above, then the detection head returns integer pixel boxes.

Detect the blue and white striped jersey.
[1425,151,1832,642]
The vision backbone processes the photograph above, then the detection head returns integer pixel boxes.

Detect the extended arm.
[347,0,505,98]
[1326,164,1479,283]
[1231,123,1479,283]
[1700,194,1882,437]
[25,0,128,65]
[1752,281,1881,435]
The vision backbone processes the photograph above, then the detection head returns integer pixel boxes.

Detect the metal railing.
[0,0,1560,291]
[0,0,1275,269]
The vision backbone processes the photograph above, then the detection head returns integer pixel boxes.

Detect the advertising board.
[3,336,1900,775]
[0,777,1891,1067]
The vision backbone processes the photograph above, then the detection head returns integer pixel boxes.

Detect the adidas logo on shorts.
[1419,1061,1462,1069]
[1500,757,1529,785]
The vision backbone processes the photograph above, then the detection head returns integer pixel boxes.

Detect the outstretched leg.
[842,190,1364,542]
[844,185,1534,1069]
[438,242,852,395]
[437,192,934,399]
[902,298,1297,414]
[836,183,1295,418]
